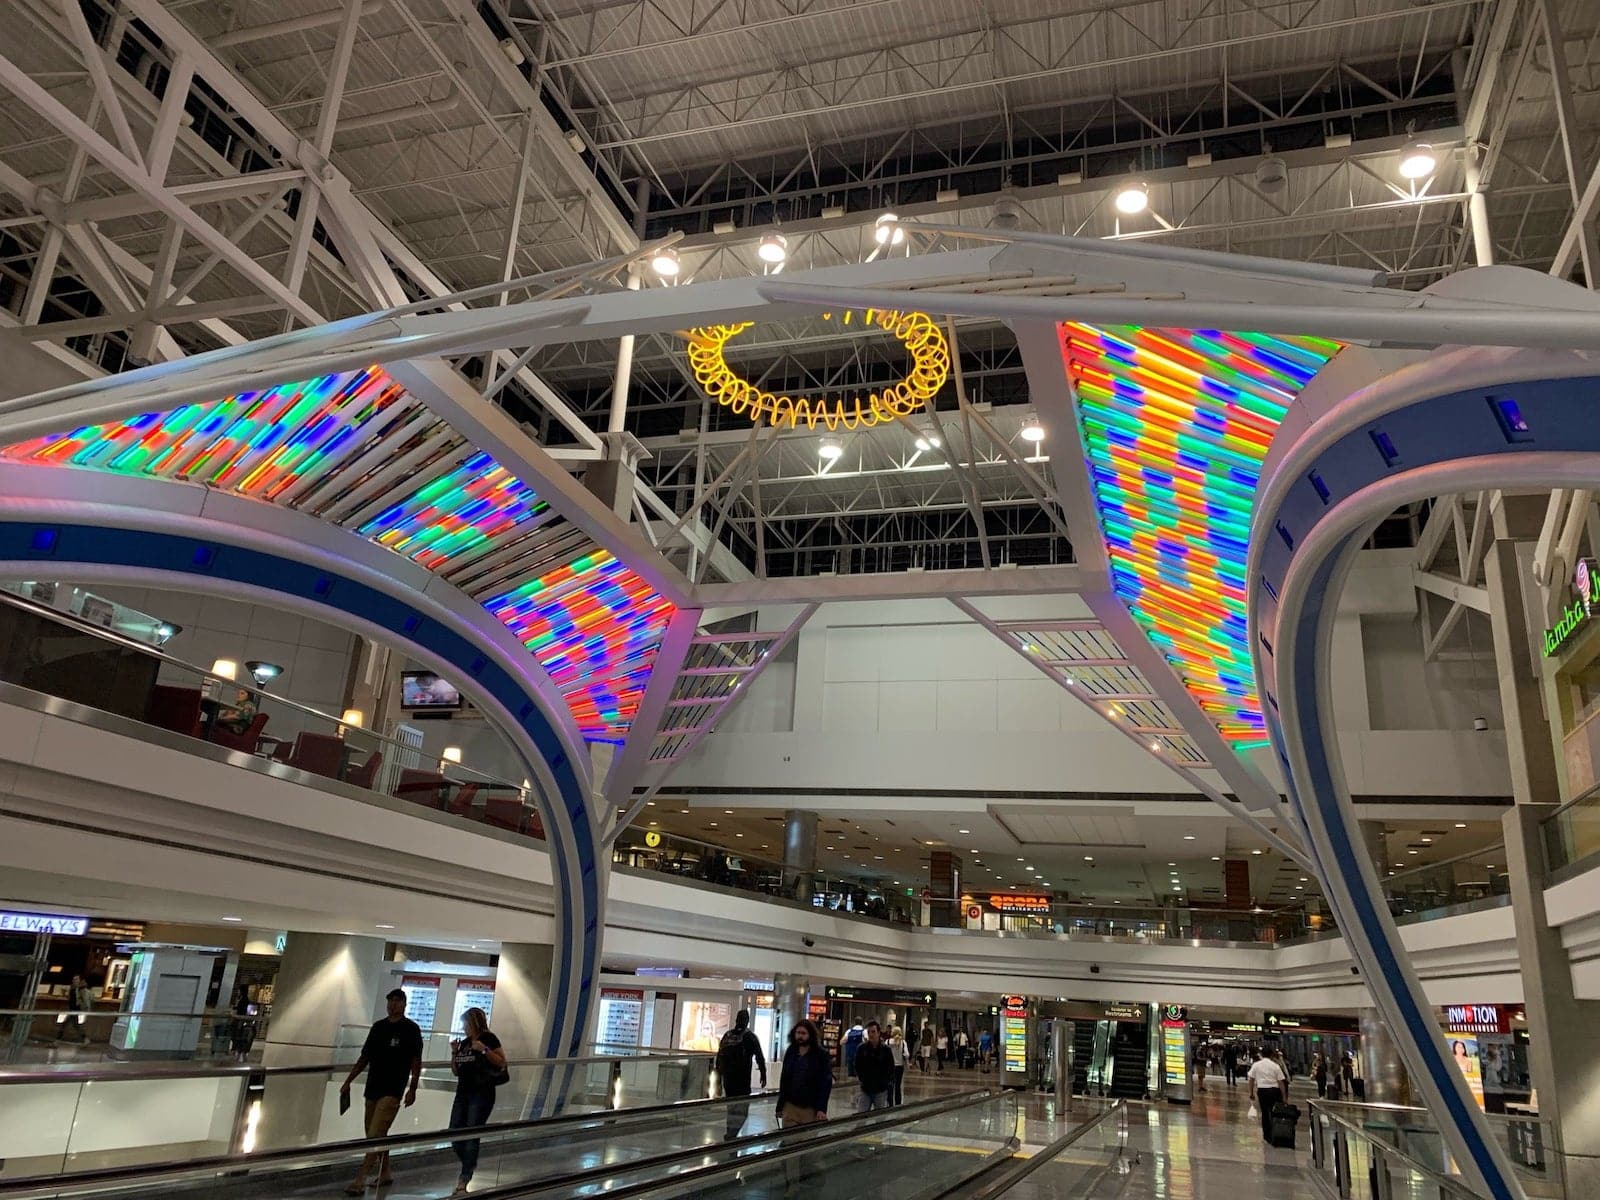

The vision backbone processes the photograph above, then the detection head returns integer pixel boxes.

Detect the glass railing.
[0,588,548,842]
[954,1098,1127,1200]
[0,1088,988,1200]
[1543,787,1600,878]
[331,1025,662,1063]
[1380,844,1511,920]
[613,825,920,923]
[1,1008,246,1067]
[1308,1099,1560,1200]
[0,1049,717,1178]
[622,1089,1019,1200]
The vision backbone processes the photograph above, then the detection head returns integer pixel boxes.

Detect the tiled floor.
[900,1063,1323,1200]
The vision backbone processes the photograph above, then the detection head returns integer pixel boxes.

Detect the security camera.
[1089,964,1101,975]
[802,937,815,948]
[1473,716,1489,732]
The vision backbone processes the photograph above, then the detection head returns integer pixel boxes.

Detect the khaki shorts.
[364,1094,402,1138]
[779,1100,823,1126]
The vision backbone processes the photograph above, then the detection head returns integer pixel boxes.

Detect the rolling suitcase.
[1270,1101,1301,1149]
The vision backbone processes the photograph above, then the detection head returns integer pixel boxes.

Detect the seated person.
[214,687,258,734]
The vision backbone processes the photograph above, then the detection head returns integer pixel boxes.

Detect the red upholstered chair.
[271,739,295,763]
[446,782,479,817]
[211,712,268,753]
[394,768,446,809]
[286,732,345,780]
[347,749,383,791]
[146,685,203,738]
[483,796,528,833]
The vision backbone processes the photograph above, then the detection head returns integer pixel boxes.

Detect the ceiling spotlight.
[1083,855,1094,862]
[650,246,680,277]
[1113,181,1149,215]
[818,438,843,462]
[874,212,905,245]
[914,425,943,452]
[1398,141,1437,181]
[757,232,788,264]
[1251,848,1264,855]
[1020,414,1045,443]
[1183,835,1196,841]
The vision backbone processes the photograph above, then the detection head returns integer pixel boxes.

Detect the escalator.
[1106,1022,1150,1099]
[1071,1020,1097,1095]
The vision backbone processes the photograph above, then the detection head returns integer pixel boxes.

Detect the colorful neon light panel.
[1059,323,1341,750]
[0,369,675,743]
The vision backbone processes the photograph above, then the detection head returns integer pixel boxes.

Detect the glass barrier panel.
[626,1091,1020,1200]
[1544,791,1600,874]
[0,1073,250,1180]
[1,1010,240,1067]
[0,590,549,844]
[0,1096,783,1200]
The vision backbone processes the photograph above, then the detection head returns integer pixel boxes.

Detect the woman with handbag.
[448,1007,508,1196]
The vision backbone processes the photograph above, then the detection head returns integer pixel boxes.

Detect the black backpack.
[717,1028,746,1074]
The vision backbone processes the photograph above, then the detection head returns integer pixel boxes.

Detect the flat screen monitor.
[401,671,463,710]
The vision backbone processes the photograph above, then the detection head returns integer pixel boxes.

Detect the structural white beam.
[690,563,1085,606]
[384,356,693,609]
[1412,568,1491,613]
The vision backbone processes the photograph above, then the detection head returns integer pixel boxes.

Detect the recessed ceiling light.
[1211,856,1221,861]
[959,829,971,834]
[1084,855,1094,862]
[724,809,734,815]
[709,822,718,827]
[1184,835,1196,840]
[1167,862,1176,867]
[1408,849,1419,855]
[222,916,243,922]
[375,923,395,930]
[1251,849,1263,855]
[1455,822,1468,828]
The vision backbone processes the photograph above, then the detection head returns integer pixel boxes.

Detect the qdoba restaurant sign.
[989,894,1051,912]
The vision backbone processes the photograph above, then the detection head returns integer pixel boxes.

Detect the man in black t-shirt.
[339,988,424,1194]
[715,1010,768,1140]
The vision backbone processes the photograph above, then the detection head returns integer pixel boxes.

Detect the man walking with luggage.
[1246,1049,1288,1143]
[715,1010,767,1140]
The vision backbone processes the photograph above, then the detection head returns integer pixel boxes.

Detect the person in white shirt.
[1246,1049,1289,1142]
[887,1026,909,1105]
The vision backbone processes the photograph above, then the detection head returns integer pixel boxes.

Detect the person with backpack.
[854,1021,895,1111]
[716,1010,767,1140]
[447,1006,506,1197]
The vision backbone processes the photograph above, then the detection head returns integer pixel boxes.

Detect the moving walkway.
[0,1089,1129,1200]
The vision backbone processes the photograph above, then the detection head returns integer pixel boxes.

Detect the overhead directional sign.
[824,985,936,1006]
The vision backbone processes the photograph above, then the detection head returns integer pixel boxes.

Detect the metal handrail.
[0,1087,765,1197]
[0,589,520,790]
[1381,842,1506,888]
[0,1048,711,1086]
[939,1098,1126,1200]
[1309,1100,1485,1200]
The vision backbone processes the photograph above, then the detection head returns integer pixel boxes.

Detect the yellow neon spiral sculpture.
[685,308,950,430]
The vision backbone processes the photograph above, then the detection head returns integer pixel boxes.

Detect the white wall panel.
[877,681,936,732]
[937,678,997,731]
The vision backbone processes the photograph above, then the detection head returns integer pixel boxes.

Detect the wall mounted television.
[401,671,463,710]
